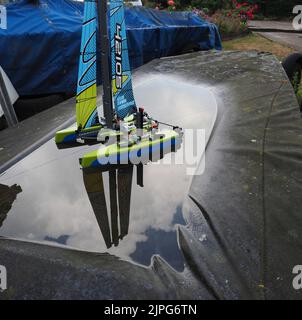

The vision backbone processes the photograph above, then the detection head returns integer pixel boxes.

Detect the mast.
[97,0,114,129]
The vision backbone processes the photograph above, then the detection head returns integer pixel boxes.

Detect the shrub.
[208,10,249,39]
[147,0,255,39]
[189,0,231,13]
[225,0,259,22]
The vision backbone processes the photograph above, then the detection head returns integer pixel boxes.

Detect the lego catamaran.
[55,0,182,170]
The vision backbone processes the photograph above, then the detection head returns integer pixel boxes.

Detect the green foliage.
[292,71,301,93]
[145,0,299,18]
[292,71,302,105]
[188,0,231,13]
[209,11,249,38]
[297,84,302,106]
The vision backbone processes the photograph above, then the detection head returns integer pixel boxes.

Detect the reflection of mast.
[109,170,119,246]
[0,184,22,228]
[82,165,134,249]
[117,166,133,239]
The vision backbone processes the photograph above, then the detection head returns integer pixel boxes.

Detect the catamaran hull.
[55,120,155,145]
[55,125,103,145]
[80,129,182,169]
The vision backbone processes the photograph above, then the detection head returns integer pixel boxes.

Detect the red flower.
[246,11,254,20]
[167,0,175,6]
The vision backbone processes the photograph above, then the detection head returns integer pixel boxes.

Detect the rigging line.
[156,120,179,128]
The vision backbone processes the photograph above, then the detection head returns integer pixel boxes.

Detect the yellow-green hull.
[55,125,102,144]
[80,129,182,169]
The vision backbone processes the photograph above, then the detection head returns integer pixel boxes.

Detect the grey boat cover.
[0,51,301,300]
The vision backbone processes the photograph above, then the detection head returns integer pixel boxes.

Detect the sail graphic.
[76,0,98,130]
[110,0,137,119]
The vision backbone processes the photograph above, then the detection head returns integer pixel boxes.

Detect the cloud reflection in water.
[0,75,217,270]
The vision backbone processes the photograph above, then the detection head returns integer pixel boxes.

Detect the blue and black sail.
[110,0,137,119]
[76,0,98,130]
[77,0,137,129]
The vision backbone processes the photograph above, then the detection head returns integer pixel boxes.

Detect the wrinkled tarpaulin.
[0,0,221,96]
[0,51,301,300]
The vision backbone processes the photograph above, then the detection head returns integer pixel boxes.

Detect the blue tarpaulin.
[0,0,222,96]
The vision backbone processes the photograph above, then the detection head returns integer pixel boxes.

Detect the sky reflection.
[0,75,217,270]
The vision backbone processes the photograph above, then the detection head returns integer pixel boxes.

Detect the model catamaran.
[55,0,182,170]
